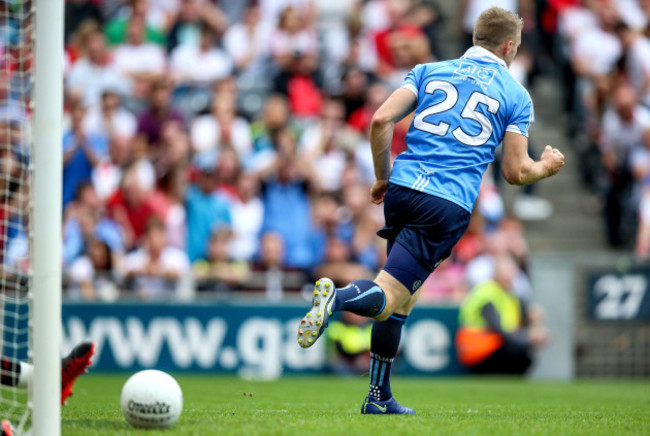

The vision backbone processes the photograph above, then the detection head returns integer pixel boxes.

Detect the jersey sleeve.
[401,64,425,99]
[505,92,534,138]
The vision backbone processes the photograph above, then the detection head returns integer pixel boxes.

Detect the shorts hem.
[387,179,474,213]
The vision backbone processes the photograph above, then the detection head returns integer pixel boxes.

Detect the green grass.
[62,375,650,436]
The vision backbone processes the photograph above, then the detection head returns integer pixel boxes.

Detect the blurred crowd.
[1,0,644,303]
[553,0,650,255]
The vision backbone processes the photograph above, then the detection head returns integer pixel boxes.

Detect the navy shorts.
[377,183,471,291]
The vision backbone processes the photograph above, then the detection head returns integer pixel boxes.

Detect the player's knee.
[373,271,410,321]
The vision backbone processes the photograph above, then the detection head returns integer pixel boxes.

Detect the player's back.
[390,46,533,212]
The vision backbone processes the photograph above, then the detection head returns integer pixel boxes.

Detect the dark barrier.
[62,302,465,376]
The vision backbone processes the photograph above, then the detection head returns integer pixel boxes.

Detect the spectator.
[184,150,232,262]
[137,78,185,148]
[340,184,384,270]
[104,0,167,47]
[299,97,359,192]
[326,311,372,374]
[254,232,284,271]
[614,21,650,115]
[66,238,119,302]
[92,134,134,202]
[456,255,548,375]
[270,6,321,119]
[315,236,372,287]
[150,120,190,250]
[249,95,292,164]
[569,2,622,137]
[152,119,190,195]
[149,120,191,182]
[0,132,28,273]
[66,29,129,106]
[384,27,425,90]
[214,148,242,202]
[106,162,160,250]
[64,0,104,46]
[228,173,265,262]
[63,187,124,268]
[83,88,137,140]
[600,84,650,246]
[312,0,359,80]
[340,13,378,74]
[630,128,650,257]
[464,228,532,300]
[190,91,252,158]
[371,0,422,79]
[408,0,445,60]
[340,67,371,120]
[119,218,191,299]
[258,128,318,269]
[223,3,272,78]
[348,82,391,135]
[166,0,229,53]
[193,227,250,291]
[0,116,27,269]
[249,232,306,297]
[167,0,202,52]
[62,102,109,207]
[169,22,234,86]
[111,15,167,104]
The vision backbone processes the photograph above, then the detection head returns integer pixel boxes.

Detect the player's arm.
[369,87,417,203]
[501,132,565,185]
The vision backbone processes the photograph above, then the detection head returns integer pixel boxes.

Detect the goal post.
[32,0,64,435]
[0,0,63,432]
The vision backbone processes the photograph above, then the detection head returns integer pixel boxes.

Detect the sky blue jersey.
[390,46,534,212]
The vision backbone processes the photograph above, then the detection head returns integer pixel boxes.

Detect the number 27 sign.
[587,271,650,321]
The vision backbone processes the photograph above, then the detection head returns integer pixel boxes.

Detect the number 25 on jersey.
[413,80,500,147]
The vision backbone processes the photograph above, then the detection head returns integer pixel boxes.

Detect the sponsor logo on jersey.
[453,62,497,88]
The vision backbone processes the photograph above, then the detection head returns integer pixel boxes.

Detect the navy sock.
[332,280,386,317]
[368,313,407,401]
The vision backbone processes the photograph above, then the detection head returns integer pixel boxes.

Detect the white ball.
[120,370,183,429]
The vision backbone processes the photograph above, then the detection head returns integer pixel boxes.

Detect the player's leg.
[362,280,420,415]
[297,186,418,349]
[297,275,397,348]
[0,357,31,389]
[296,253,417,348]
[1,341,95,405]
[361,241,427,415]
[61,341,95,404]
[361,191,471,414]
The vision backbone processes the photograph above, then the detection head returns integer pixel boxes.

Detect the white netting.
[0,0,33,431]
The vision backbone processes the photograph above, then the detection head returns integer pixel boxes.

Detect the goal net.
[1,0,63,434]
[1,0,34,432]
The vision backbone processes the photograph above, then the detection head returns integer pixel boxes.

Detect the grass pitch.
[62,375,650,436]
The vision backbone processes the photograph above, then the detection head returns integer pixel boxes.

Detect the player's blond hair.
[472,7,523,50]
